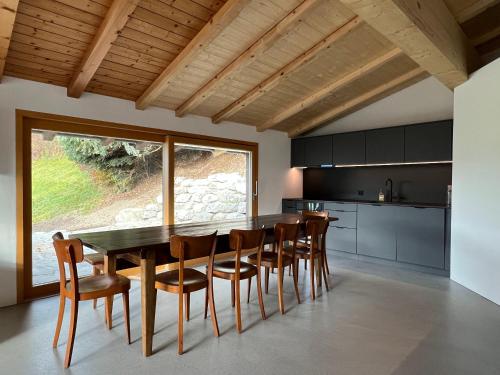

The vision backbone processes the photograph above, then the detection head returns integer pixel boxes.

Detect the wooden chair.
[154,231,219,355]
[52,232,104,309]
[299,211,331,275]
[205,228,266,333]
[52,237,131,368]
[247,222,301,314]
[287,218,330,300]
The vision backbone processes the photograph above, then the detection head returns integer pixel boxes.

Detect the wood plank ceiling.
[1,0,499,137]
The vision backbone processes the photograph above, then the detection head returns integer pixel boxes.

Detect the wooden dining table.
[73,213,337,357]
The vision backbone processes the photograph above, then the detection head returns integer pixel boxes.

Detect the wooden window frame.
[16,110,258,302]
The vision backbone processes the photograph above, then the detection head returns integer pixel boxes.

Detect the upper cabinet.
[366,128,404,164]
[332,132,365,165]
[305,136,333,166]
[291,136,332,167]
[291,138,306,167]
[290,120,452,167]
[404,121,453,162]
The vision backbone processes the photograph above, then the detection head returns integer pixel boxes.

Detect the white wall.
[451,58,500,305]
[0,77,301,307]
[309,76,453,135]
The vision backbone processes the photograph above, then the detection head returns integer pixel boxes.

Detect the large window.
[31,131,163,286]
[174,143,251,224]
[17,111,258,301]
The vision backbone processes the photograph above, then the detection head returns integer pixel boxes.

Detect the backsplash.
[303,163,452,204]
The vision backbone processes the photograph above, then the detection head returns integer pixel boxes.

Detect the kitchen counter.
[283,198,449,209]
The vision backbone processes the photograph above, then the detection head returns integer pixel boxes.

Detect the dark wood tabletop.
[72,213,338,256]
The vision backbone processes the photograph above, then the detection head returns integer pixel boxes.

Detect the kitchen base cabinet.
[357,204,398,260]
[326,226,356,253]
[397,207,445,269]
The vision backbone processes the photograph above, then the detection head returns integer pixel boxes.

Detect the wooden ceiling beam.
[211,16,361,124]
[175,0,322,117]
[135,0,252,110]
[287,67,427,138]
[257,48,402,132]
[0,0,20,82]
[67,0,140,98]
[338,0,480,90]
[450,0,500,23]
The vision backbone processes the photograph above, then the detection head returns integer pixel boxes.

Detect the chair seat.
[66,274,130,300]
[83,252,104,266]
[212,261,257,280]
[155,268,208,293]
[247,251,294,267]
[284,245,321,259]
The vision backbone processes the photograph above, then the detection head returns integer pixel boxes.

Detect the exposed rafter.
[257,48,402,132]
[287,67,427,138]
[0,0,19,81]
[67,0,140,98]
[175,0,322,117]
[135,0,252,110]
[211,16,361,124]
[449,0,500,23]
[339,0,480,90]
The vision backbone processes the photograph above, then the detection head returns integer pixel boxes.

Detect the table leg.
[104,254,116,329]
[141,249,156,357]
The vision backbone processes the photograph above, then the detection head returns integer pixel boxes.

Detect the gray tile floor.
[1,255,500,375]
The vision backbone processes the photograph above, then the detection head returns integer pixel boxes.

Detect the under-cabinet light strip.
[294,161,452,169]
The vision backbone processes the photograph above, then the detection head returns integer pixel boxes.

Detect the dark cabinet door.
[396,207,445,269]
[357,204,398,260]
[365,128,404,164]
[282,199,297,213]
[304,136,333,166]
[326,226,357,253]
[404,121,453,162]
[291,138,306,167]
[332,132,365,165]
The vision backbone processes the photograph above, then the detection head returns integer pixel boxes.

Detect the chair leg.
[247,277,251,304]
[310,256,316,301]
[322,252,329,291]
[304,258,308,270]
[288,264,291,276]
[277,266,285,314]
[324,250,330,275]
[235,279,242,333]
[64,299,78,368]
[105,295,113,329]
[317,257,322,288]
[204,287,209,319]
[265,267,269,294]
[231,280,235,308]
[92,267,100,309]
[53,294,65,348]
[292,261,301,304]
[178,291,183,355]
[208,280,220,337]
[122,292,131,344]
[152,289,157,323]
[184,293,190,321]
[256,270,266,320]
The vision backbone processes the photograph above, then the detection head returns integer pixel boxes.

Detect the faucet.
[385,178,393,202]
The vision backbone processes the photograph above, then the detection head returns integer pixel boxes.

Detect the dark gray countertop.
[283,198,449,209]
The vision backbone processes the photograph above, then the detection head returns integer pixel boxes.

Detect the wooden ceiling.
[1,0,499,137]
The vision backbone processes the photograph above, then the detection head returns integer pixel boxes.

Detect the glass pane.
[174,143,250,224]
[31,131,163,286]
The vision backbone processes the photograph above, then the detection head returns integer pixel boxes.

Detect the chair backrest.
[229,228,265,253]
[306,218,329,252]
[53,236,85,296]
[302,210,329,220]
[274,222,300,261]
[170,231,218,261]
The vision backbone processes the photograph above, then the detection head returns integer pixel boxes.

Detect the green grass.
[32,156,102,223]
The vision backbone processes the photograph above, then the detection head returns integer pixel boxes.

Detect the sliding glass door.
[30,130,163,287]
[173,142,252,224]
